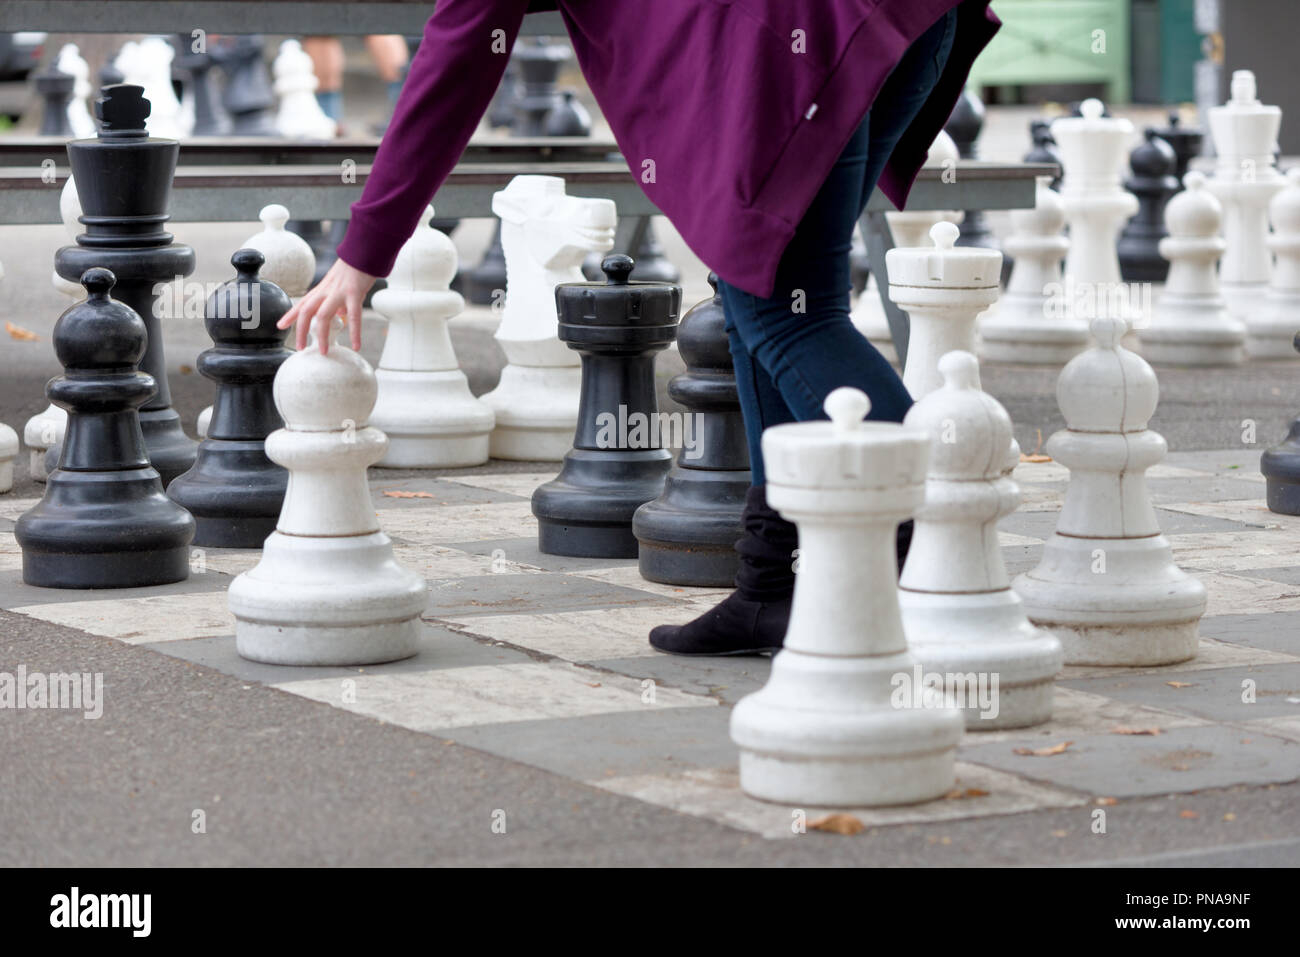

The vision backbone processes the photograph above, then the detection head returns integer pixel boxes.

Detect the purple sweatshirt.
[338,0,1000,299]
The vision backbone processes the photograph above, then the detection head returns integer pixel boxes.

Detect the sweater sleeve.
[336,0,532,277]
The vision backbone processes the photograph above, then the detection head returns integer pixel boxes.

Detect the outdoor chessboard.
[1,446,1297,838]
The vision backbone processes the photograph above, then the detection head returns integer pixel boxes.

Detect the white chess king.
[730,387,962,807]
[229,319,426,666]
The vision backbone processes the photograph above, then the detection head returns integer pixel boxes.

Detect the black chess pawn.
[533,255,679,557]
[167,249,292,547]
[510,38,570,137]
[944,88,1008,278]
[1118,129,1179,283]
[15,268,195,588]
[1154,111,1205,189]
[55,84,198,486]
[1023,120,1063,190]
[543,90,592,137]
[488,61,522,130]
[634,275,751,585]
[172,33,229,136]
[464,220,508,305]
[628,220,681,283]
[35,65,75,137]
[213,35,277,136]
[1261,332,1300,515]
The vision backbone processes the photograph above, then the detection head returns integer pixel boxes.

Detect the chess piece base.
[483,365,580,461]
[167,438,288,548]
[533,447,672,558]
[372,369,495,468]
[230,530,426,665]
[633,469,747,586]
[731,649,961,807]
[1261,428,1300,515]
[1014,533,1204,666]
[140,406,199,487]
[979,300,1090,365]
[900,589,1062,730]
[1138,299,1247,366]
[1223,282,1289,357]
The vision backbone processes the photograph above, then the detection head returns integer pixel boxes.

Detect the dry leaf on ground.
[944,787,990,800]
[1112,726,1163,736]
[5,321,39,341]
[1178,810,1200,819]
[1095,797,1118,806]
[1166,681,1194,689]
[1013,741,1073,757]
[382,490,437,499]
[808,813,866,835]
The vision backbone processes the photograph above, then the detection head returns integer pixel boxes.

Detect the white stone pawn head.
[825,386,870,432]
[1165,171,1222,239]
[1269,167,1300,237]
[275,316,378,432]
[274,39,318,94]
[492,175,616,269]
[387,205,459,293]
[1058,316,1158,434]
[903,351,1011,479]
[242,203,315,298]
[1010,176,1067,237]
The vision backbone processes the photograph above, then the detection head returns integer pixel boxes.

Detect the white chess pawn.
[273,39,337,140]
[1014,316,1206,666]
[0,420,16,493]
[118,38,186,140]
[731,387,962,806]
[851,131,963,361]
[1207,70,1286,355]
[1255,167,1300,359]
[979,176,1087,364]
[1139,171,1246,365]
[480,175,616,460]
[1052,99,1141,324]
[229,318,427,666]
[899,351,1062,729]
[888,221,1001,401]
[56,43,96,139]
[198,203,318,439]
[371,206,494,466]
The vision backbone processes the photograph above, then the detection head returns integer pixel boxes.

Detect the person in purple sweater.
[279,0,1000,657]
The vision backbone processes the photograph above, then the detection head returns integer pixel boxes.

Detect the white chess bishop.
[851,130,963,361]
[56,43,96,139]
[1014,316,1206,666]
[731,387,962,807]
[1206,70,1286,356]
[889,221,1001,401]
[229,319,427,666]
[979,176,1087,364]
[1052,99,1141,328]
[1139,171,1246,366]
[480,175,616,460]
[1256,167,1300,359]
[899,351,1062,729]
[273,39,338,140]
[370,206,494,467]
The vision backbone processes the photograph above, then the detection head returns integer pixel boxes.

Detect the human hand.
[276,258,377,354]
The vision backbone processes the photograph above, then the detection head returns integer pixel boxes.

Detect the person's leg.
[303,36,345,121]
[364,34,411,105]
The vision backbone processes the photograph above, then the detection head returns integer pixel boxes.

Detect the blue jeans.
[718,7,957,485]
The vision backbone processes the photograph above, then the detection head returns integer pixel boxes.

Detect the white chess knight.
[273,39,337,140]
[1052,99,1141,326]
[56,43,96,139]
[851,130,964,362]
[229,318,426,666]
[116,38,187,139]
[1015,316,1206,666]
[888,221,1001,402]
[1255,167,1300,360]
[25,178,83,481]
[480,175,616,460]
[979,176,1088,364]
[899,351,1062,729]
[1206,70,1286,356]
[370,206,494,467]
[198,203,318,438]
[731,387,962,806]
[1139,171,1246,366]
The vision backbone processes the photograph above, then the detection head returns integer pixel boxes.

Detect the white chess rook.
[480,176,616,460]
[889,221,1001,401]
[273,39,338,140]
[1014,316,1206,666]
[229,320,426,666]
[1256,167,1300,360]
[899,351,1062,729]
[979,176,1087,364]
[1052,99,1140,325]
[1139,171,1246,365]
[731,387,962,807]
[371,206,494,467]
[1206,70,1286,356]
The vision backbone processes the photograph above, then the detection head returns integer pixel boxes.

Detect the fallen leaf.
[1014,741,1073,757]
[5,321,39,341]
[1166,681,1193,689]
[944,787,990,800]
[179,364,194,374]
[1051,829,1069,838]
[1112,726,1163,736]
[1019,453,1052,463]
[1223,812,1236,822]
[1179,810,1200,819]
[585,682,602,688]
[1171,764,1190,771]
[1096,797,1118,806]
[382,490,436,499]
[808,813,865,835]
